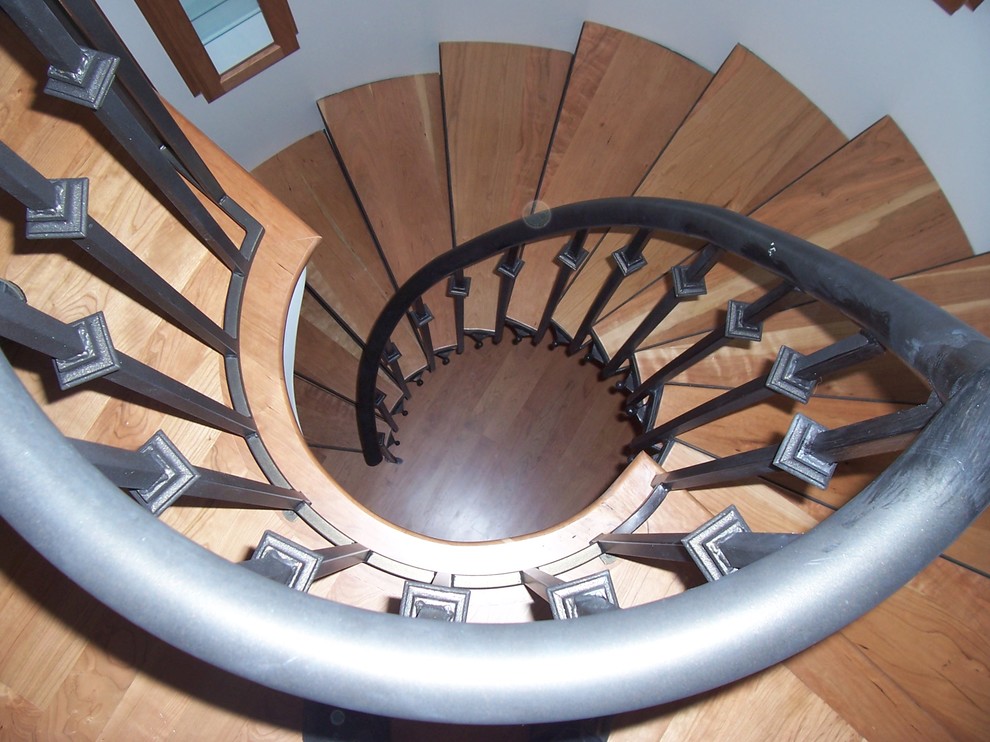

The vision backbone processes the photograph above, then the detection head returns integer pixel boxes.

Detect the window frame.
[133,0,299,102]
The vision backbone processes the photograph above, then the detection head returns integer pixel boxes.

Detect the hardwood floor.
[318,336,638,542]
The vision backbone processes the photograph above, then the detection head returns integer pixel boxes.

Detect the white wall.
[96,0,990,252]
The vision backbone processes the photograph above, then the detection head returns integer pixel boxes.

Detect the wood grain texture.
[252,132,426,371]
[0,17,321,738]
[556,45,847,343]
[442,42,570,332]
[596,116,973,357]
[633,251,990,406]
[318,75,457,351]
[506,22,712,330]
[321,335,638,541]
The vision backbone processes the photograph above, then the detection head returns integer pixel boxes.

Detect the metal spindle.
[601,245,721,377]
[447,273,470,354]
[492,248,524,344]
[627,281,796,407]
[409,299,436,372]
[0,0,247,274]
[533,230,590,344]
[629,333,882,453]
[51,0,227,201]
[0,143,235,353]
[71,432,306,514]
[568,228,650,353]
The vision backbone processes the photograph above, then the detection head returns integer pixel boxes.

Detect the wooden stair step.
[442,41,571,333]
[251,132,426,372]
[556,45,847,342]
[653,382,990,575]
[295,291,401,407]
[318,74,457,352]
[505,22,712,330]
[633,250,990,404]
[294,379,368,451]
[596,116,973,357]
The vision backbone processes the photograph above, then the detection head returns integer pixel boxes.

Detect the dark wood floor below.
[314,337,638,542]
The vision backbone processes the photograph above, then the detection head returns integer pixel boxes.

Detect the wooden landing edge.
[170,110,667,578]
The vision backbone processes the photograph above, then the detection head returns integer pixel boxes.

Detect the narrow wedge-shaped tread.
[295,292,402,406]
[558,45,847,345]
[505,23,712,330]
[318,74,457,351]
[442,42,571,332]
[252,132,426,372]
[294,379,369,451]
[597,116,972,357]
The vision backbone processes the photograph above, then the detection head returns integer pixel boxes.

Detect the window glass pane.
[179,0,274,73]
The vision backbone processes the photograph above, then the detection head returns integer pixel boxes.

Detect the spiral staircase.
[1,2,989,740]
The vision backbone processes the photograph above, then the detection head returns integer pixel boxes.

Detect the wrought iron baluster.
[629,332,883,453]
[627,281,796,407]
[409,298,436,372]
[447,272,470,354]
[71,432,307,514]
[0,296,255,437]
[50,0,226,201]
[0,141,236,354]
[534,230,590,344]
[568,228,651,354]
[601,244,721,377]
[0,0,247,275]
[492,247,524,344]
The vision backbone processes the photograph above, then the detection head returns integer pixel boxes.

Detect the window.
[133,0,299,102]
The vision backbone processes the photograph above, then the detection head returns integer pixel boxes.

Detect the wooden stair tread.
[654,382,990,574]
[633,249,990,403]
[318,74,457,351]
[556,45,847,342]
[295,291,401,406]
[442,41,570,333]
[251,131,426,371]
[294,379,367,451]
[506,22,712,330]
[596,116,973,357]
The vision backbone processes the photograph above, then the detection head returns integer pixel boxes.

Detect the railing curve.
[357,197,990,462]
[2,199,987,724]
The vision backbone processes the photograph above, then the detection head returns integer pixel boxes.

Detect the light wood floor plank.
[318,75,457,352]
[442,42,570,333]
[507,22,712,330]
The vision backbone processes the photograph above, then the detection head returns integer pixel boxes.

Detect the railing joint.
[399,582,470,622]
[44,47,119,110]
[25,178,89,240]
[53,312,121,389]
[773,414,835,488]
[724,299,764,341]
[671,264,708,298]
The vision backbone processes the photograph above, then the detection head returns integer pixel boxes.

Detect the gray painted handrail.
[3,198,990,724]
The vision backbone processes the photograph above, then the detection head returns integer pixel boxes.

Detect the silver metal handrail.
[4,200,989,725]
